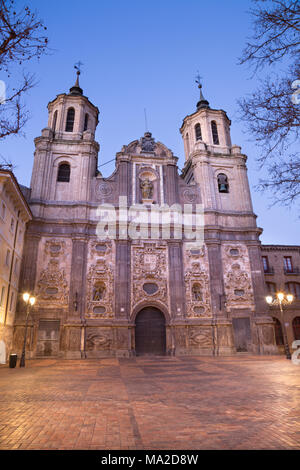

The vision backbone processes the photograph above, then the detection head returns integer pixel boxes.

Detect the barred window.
[65,107,75,132]
[57,163,70,182]
[217,173,229,193]
[52,110,58,131]
[211,121,219,145]
[195,123,202,141]
[83,113,89,131]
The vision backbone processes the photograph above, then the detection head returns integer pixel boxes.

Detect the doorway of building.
[135,307,166,356]
[232,317,251,352]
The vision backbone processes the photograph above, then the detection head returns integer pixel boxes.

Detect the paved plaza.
[0,355,299,450]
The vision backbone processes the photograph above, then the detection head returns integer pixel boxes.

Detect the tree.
[0,0,48,140]
[238,0,300,209]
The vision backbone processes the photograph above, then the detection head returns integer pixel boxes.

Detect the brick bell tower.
[180,77,277,355]
[30,67,100,217]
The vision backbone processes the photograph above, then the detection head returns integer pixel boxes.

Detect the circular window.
[143,283,159,295]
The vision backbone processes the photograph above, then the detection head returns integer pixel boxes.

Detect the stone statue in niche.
[93,283,106,301]
[140,178,153,199]
[192,284,202,301]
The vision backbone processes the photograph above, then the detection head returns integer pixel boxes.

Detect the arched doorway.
[273,317,284,346]
[292,317,300,340]
[135,307,166,356]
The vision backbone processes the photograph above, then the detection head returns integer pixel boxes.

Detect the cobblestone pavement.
[0,355,299,450]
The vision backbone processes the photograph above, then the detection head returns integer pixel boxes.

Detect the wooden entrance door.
[232,317,251,352]
[135,307,166,356]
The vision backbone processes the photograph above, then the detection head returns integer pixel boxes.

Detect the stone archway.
[135,307,166,356]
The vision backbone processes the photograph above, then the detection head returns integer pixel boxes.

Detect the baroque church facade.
[13,73,278,358]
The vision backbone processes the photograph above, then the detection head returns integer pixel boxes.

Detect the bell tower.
[30,67,99,216]
[180,78,253,216]
[180,77,277,355]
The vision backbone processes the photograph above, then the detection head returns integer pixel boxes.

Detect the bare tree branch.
[239,0,300,211]
[0,0,48,141]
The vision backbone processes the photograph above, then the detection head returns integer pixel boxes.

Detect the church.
[12,71,278,358]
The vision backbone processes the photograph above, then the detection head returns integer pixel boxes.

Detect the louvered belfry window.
[57,163,70,182]
[65,107,75,132]
[195,123,202,141]
[211,121,219,145]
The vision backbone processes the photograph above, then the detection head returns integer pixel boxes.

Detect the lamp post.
[20,293,36,367]
[266,292,294,360]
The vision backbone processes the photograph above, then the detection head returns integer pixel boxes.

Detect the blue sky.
[1,0,299,244]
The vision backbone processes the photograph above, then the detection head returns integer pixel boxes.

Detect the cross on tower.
[74,61,83,74]
[195,71,203,88]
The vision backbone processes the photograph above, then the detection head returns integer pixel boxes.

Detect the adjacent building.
[262,245,300,352]
[0,169,32,355]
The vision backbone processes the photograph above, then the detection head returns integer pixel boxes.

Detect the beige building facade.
[0,170,32,356]
[262,245,300,353]
[12,75,279,358]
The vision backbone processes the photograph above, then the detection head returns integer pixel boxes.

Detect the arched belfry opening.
[135,307,166,356]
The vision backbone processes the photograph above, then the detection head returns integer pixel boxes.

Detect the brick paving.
[0,355,299,450]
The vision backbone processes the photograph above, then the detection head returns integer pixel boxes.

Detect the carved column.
[164,164,179,206]
[248,243,267,315]
[115,240,131,318]
[69,237,88,319]
[168,242,186,318]
[17,231,41,317]
[206,242,225,317]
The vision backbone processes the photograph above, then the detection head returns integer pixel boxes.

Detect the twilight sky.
[1,0,299,244]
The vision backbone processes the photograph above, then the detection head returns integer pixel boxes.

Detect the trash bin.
[9,354,17,368]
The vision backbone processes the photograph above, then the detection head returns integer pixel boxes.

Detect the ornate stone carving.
[189,327,212,347]
[86,328,112,351]
[91,240,112,257]
[131,242,168,308]
[224,263,254,304]
[96,182,113,199]
[141,132,156,152]
[37,259,68,305]
[44,239,66,257]
[184,262,211,317]
[86,259,114,318]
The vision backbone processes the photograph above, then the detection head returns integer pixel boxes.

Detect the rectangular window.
[5,249,10,266]
[1,203,5,220]
[266,282,276,294]
[9,292,14,311]
[284,256,293,272]
[0,286,5,306]
[262,256,269,272]
[14,258,18,275]
[10,217,15,231]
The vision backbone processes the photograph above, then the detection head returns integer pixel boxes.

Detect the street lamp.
[20,292,36,367]
[266,292,294,359]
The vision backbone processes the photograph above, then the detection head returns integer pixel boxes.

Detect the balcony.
[264,266,274,274]
[284,267,300,275]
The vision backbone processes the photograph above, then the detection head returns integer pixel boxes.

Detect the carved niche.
[184,261,211,317]
[132,242,168,308]
[86,259,114,318]
[37,259,69,305]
